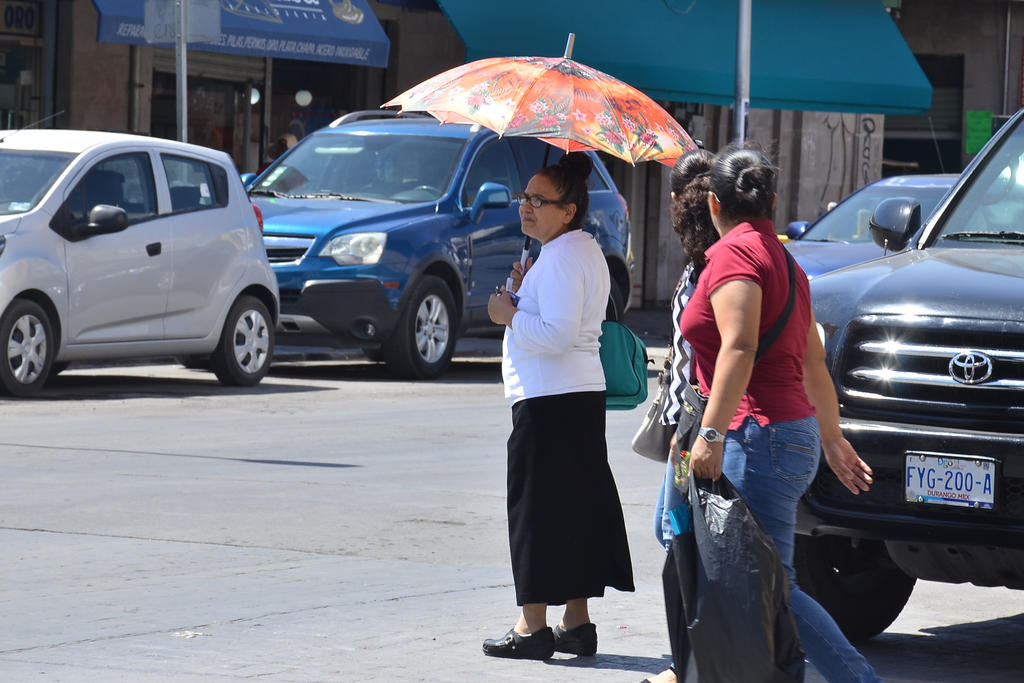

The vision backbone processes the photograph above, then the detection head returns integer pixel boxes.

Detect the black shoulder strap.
[754,248,797,363]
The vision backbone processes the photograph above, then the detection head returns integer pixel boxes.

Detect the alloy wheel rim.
[414,294,449,363]
[7,313,47,384]
[233,309,270,374]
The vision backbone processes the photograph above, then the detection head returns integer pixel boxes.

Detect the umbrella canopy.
[383,55,697,166]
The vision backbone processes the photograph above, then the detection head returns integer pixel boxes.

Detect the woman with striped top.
[652,149,719,554]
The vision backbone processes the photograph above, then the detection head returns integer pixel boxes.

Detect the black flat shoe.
[482,627,555,660]
[552,622,597,656]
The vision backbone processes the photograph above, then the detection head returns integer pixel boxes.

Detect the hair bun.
[557,151,593,180]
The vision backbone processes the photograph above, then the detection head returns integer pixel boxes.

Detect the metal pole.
[1003,0,1011,115]
[176,0,188,142]
[564,33,575,59]
[242,83,253,172]
[733,0,751,143]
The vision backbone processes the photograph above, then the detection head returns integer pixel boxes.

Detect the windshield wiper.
[248,188,289,198]
[942,230,1024,243]
[287,192,370,201]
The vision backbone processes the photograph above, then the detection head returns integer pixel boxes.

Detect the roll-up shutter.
[151,48,265,83]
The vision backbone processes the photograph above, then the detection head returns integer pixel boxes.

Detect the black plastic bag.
[663,476,805,682]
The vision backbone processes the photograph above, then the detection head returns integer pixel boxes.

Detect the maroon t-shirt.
[679,219,815,429]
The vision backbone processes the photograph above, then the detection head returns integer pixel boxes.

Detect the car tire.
[384,275,456,380]
[49,361,71,377]
[794,534,916,641]
[210,296,274,387]
[0,299,54,397]
[605,283,625,322]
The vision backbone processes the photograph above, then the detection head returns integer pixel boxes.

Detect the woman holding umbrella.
[484,152,634,661]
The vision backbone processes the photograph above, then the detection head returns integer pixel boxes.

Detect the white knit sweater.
[502,230,610,405]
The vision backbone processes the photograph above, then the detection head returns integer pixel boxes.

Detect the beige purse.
[631,354,675,461]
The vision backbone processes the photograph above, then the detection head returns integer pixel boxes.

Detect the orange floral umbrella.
[383,52,696,166]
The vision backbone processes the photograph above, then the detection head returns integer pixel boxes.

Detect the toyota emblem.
[948,351,994,385]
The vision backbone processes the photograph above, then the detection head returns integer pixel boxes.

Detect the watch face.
[700,427,723,442]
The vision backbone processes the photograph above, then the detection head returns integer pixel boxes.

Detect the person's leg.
[515,603,547,634]
[655,451,683,551]
[722,417,880,683]
[654,459,668,548]
[559,598,590,629]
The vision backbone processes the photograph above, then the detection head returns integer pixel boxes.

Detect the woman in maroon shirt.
[679,146,880,683]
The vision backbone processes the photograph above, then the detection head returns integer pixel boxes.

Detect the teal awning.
[435,0,931,115]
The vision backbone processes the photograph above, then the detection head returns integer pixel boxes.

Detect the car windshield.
[934,119,1024,247]
[0,150,75,215]
[253,132,466,203]
[802,183,950,243]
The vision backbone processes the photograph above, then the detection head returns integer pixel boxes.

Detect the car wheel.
[0,299,54,397]
[384,275,456,379]
[210,296,274,387]
[794,534,916,641]
[605,283,625,322]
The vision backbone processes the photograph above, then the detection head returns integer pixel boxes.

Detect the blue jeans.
[721,416,882,683]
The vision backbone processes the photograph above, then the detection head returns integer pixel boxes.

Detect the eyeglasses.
[512,192,565,209]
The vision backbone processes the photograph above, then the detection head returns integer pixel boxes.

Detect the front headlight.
[319,232,387,265]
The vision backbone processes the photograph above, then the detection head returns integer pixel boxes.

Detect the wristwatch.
[698,426,725,443]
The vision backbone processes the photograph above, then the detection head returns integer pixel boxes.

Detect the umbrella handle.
[505,239,532,292]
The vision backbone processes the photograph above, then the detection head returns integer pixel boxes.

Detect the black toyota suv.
[795,109,1024,641]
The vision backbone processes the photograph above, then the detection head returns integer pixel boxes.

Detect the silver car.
[0,129,278,396]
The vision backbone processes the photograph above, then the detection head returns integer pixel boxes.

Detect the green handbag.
[599,320,650,410]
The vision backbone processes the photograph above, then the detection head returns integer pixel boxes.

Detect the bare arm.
[803,312,873,494]
[689,278,761,480]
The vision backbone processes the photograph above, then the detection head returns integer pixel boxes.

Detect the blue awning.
[435,0,931,115]
[92,0,389,68]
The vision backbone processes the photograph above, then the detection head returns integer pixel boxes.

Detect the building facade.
[19,0,1023,308]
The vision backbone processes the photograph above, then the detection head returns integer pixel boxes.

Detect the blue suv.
[249,113,632,379]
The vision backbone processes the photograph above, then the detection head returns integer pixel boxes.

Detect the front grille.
[836,317,1024,429]
[278,289,300,305]
[263,234,316,263]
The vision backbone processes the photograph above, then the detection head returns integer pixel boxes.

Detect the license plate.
[905,452,997,509]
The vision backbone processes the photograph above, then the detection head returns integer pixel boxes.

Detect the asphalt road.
[1,342,1022,682]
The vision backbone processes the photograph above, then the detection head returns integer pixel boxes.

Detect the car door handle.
[146,242,162,256]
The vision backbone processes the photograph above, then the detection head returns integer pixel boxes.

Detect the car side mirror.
[240,172,257,188]
[468,182,512,223]
[869,197,921,253]
[786,221,808,240]
[75,204,128,239]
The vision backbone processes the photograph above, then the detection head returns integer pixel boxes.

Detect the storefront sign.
[0,1,40,38]
[965,110,994,155]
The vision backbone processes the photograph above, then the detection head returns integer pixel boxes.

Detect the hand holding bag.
[677,476,805,682]
[631,355,676,461]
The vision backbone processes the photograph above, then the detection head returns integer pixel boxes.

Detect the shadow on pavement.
[28,371,330,401]
[860,612,1024,682]
[0,441,360,469]
[269,357,502,384]
[545,652,672,675]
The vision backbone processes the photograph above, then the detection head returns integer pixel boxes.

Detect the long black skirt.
[507,391,634,606]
